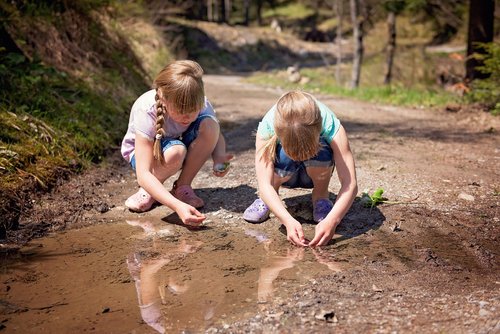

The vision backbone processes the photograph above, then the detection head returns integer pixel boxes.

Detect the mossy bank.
[0,1,172,238]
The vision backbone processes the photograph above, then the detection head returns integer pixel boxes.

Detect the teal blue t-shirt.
[257,99,341,143]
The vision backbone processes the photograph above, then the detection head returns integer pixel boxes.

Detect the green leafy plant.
[360,187,421,210]
[361,188,388,208]
[467,42,500,115]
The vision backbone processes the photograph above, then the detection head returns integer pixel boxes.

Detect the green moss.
[0,44,138,191]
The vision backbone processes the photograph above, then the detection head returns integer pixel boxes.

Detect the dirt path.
[1,75,499,333]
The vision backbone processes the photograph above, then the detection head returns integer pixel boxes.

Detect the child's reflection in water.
[126,221,341,333]
[258,246,304,303]
[126,220,203,333]
[244,228,341,305]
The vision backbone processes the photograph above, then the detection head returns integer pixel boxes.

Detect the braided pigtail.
[153,92,166,162]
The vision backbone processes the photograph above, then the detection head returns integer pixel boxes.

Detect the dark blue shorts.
[275,138,334,189]
[130,114,217,170]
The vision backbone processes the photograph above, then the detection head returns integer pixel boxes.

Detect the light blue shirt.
[257,99,341,143]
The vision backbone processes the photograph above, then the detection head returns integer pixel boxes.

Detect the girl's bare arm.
[255,135,308,246]
[134,136,205,225]
[309,125,358,246]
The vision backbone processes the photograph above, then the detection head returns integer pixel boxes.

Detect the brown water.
[1,218,342,333]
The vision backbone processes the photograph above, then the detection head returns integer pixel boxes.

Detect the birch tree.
[383,0,405,85]
[335,0,344,84]
[349,0,365,88]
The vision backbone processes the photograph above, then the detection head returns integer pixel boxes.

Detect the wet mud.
[0,219,343,333]
[1,75,499,333]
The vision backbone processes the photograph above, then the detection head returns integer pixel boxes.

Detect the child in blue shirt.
[243,91,357,246]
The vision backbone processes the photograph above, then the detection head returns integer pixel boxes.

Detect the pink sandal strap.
[173,184,204,208]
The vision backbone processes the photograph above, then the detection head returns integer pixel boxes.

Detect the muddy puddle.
[1,218,343,333]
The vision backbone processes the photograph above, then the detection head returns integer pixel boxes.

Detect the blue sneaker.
[243,198,270,223]
[313,198,333,223]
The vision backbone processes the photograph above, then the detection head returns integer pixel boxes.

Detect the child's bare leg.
[176,118,219,186]
[151,145,186,183]
[126,145,187,212]
[271,173,289,193]
[306,166,334,202]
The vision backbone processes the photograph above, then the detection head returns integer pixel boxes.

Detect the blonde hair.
[261,91,322,163]
[152,60,205,161]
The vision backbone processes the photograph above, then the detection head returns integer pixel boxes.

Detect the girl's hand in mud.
[212,153,234,177]
[309,220,336,247]
[176,203,206,226]
[283,220,309,247]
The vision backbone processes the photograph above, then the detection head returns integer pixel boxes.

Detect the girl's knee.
[163,145,186,169]
[306,165,333,181]
[273,172,291,185]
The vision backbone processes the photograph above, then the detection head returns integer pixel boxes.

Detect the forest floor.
[1,75,499,333]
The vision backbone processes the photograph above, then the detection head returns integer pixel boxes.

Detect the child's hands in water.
[309,220,336,247]
[177,203,205,226]
[284,219,309,247]
[213,153,234,177]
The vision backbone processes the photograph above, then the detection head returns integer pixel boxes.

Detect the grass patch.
[263,3,315,21]
[0,51,136,191]
[247,67,459,108]
[0,1,164,198]
[245,16,463,109]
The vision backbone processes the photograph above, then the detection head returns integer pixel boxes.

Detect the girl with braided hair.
[121,60,232,226]
[243,91,357,246]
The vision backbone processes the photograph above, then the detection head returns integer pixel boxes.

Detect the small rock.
[96,203,109,213]
[478,301,489,308]
[287,66,301,83]
[445,104,461,112]
[479,308,491,317]
[288,72,301,83]
[299,76,310,85]
[391,223,402,232]
[458,193,475,201]
[372,284,383,292]
[315,310,336,323]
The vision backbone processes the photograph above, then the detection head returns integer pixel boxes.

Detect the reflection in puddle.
[244,228,270,243]
[244,228,341,304]
[258,247,304,303]
[126,220,341,333]
[126,219,175,238]
[126,239,203,333]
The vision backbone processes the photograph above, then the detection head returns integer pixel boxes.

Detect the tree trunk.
[224,0,231,24]
[243,0,250,26]
[350,0,364,89]
[335,0,343,84]
[213,0,220,22]
[257,0,263,26]
[207,0,213,21]
[466,0,495,81]
[384,11,396,85]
